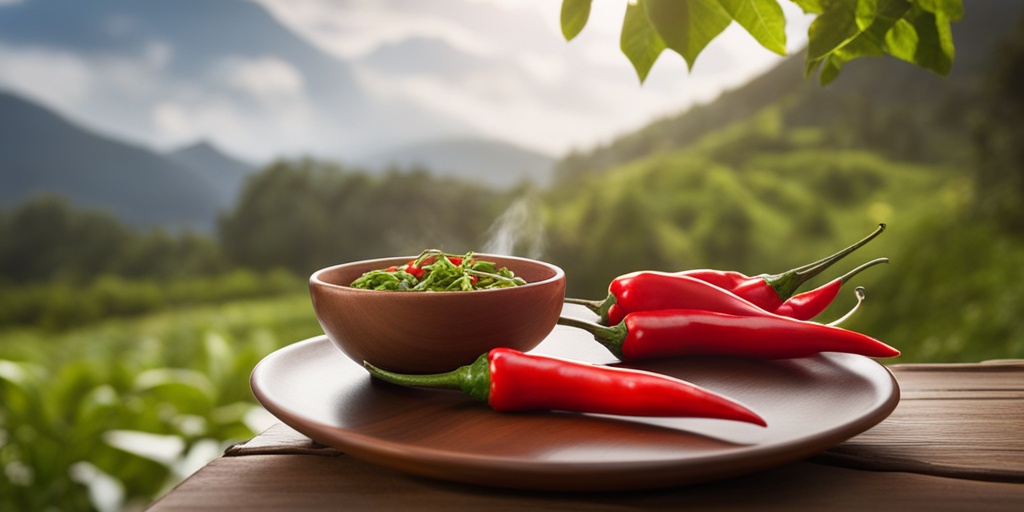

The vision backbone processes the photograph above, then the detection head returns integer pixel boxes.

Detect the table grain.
[147,360,1024,511]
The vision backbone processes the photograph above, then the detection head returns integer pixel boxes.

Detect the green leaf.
[791,0,824,14]
[917,0,963,21]
[885,17,919,62]
[819,54,842,85]
[643,0,733,70]
[855,0,879,31]
[561,0,593,41]
[717,0,787,56]
[905,7,954,75]
[807,0,914,84]
[806,0,861,61]
[621,0,667,83]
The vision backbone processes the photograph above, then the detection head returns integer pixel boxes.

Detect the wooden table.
[148,360,1024,511]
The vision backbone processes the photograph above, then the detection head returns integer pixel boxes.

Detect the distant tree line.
[0,160,514,288]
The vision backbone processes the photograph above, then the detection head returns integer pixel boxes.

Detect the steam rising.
[482,196,546,258]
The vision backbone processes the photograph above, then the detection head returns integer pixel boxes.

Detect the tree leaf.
[806,0,861,61]
[855,0,879,31]
[807,0,913,84]
[791,0,825,15]
[905,7,954,75]
[621,0,667,83]
[917,0,964,21]
[884,17,919,62]
[717,0,787,56]
[561,0,593,41]
[643,0,733,70]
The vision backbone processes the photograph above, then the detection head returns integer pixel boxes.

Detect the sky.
[254,0,814,157]
[0,0,815,162]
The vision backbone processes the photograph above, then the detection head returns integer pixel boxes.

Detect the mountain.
[0,0,469,160]
[357,138,555,188]
[0,90,222,230]
[167,141,258,206]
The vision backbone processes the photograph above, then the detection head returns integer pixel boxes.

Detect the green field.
[0,293,322,511]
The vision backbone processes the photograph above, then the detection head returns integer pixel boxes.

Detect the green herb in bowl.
[349,249,527,292]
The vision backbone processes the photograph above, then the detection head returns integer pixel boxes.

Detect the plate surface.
[251,312,899,491]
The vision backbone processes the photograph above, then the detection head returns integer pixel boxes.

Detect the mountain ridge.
[0,90,223,230]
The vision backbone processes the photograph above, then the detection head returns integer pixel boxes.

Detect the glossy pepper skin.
[564,229,889,325]
[561,271,775,326]
[364,348,767,426]
[683,224,885,310]
[558,309,900,361]
[773,258,888,321]
[604,272,771,325]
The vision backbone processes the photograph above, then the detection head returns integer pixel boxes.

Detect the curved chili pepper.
[363,348,767,425]
[557,310,900,361]
[775,258,888,320]
[564,225,888,324]
[698,224,887,310]
[566,271,778,326]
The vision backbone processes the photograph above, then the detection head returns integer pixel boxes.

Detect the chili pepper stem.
[828,287,867,327]
[766,223,886,300]
[839,258,889,284]
[364,354,491,402]
[563,295,615,323]
[557,316,627,359]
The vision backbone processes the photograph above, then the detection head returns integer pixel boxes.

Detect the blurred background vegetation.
[3,5,1024,512]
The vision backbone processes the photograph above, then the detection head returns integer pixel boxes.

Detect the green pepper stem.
[557,316,627,359]
[828,286,867,327]
[839,258,889,284]
[766,223,886,300]
[364,354,492,402]
[563,294,616,324]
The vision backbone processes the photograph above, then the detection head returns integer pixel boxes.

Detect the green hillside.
[543,106,963,299]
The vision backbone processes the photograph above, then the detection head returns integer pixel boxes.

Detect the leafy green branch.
[561,0,964,85]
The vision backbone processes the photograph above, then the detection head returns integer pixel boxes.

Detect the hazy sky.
[0,0,814,161]
[255,0,814,156]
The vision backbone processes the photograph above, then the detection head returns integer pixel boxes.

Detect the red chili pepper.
[558,310,900,361]
[448,256,463,266]
[774,258,888,320]
[680,224,886,311]
[564,225,887,324]
[385,266,399,272]
[404,262,425,279]
[363,348,766,425]
[566,271,775,326]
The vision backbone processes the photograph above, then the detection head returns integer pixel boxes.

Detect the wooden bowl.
[309,254,566,373]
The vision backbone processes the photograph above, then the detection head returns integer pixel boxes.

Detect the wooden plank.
[148,453,1024,512]
[813,361,1024,481]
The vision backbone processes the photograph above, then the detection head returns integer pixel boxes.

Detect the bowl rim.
[309,253,565,294]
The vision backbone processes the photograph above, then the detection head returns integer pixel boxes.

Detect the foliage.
[561,0,964,85]
[849,215,1024,363]
[971,12,1024,230]
[0,196,227,285]
[0,269,303,330]
[0,294,322,511]
[543,118,959,300]
[218,159,514,277]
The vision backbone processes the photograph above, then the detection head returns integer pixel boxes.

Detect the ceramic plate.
[251,312,899,491]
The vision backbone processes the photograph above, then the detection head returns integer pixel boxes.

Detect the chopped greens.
[349,249,527,292]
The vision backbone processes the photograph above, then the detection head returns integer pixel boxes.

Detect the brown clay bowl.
[309,254,566,374]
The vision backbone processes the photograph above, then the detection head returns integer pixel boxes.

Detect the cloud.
[0,42,95,112]
[255,0,813,156]
[216,56,305,101]
[0,40,324,161]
